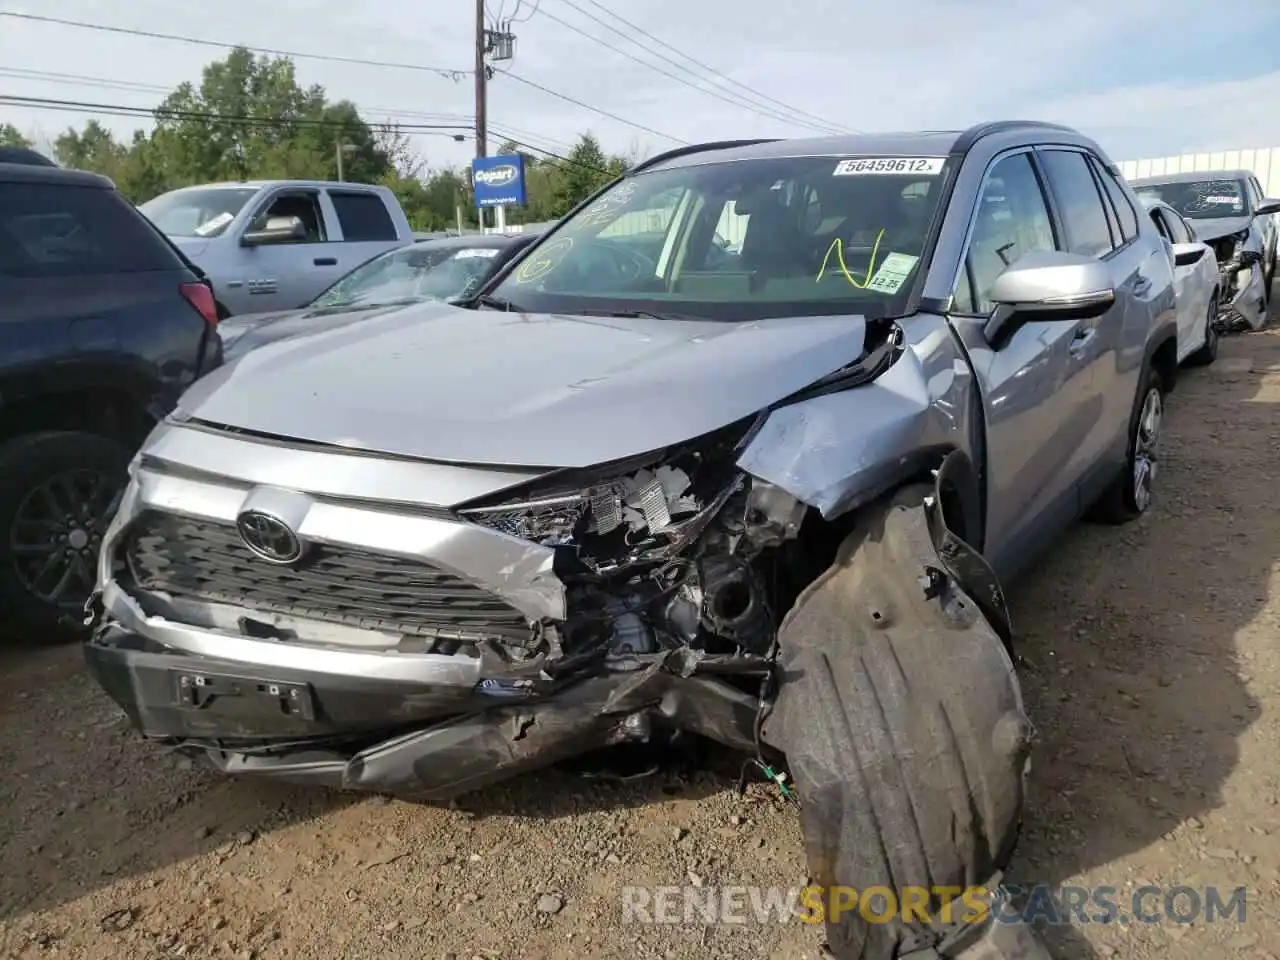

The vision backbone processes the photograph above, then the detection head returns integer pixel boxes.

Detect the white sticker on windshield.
[1206,196,1241,205]
[866,253,920,294]
[833,157,945,177]
[193,211,234,236]
[453,247,500,259]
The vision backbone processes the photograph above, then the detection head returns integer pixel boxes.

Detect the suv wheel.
[1086,365,1164,524]
[1185,297,1219,367]
[0,431,129,643]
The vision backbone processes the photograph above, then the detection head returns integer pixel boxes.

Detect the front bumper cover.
[84,622,763,801]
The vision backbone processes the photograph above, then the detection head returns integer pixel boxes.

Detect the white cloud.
[1,0,1278,170]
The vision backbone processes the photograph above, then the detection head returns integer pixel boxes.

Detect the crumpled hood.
[1189,215,1254,243]
[175,301,869,468]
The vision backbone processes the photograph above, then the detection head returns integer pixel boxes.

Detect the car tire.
[0,431,130,644]
[1085,364,1164,525]
[1184,297,1219,367]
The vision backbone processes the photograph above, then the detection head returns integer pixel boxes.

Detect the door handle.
[313,257,338,266]
[1068,326,1096,356]
[1132,276,1151,296]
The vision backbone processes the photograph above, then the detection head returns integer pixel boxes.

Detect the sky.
[3,0,1280,172]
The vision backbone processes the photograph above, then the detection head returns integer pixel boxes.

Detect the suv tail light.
[180,281,219,325]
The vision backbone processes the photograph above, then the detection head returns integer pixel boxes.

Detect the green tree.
[0,123,31,148]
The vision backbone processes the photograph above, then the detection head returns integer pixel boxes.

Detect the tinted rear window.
[0,183,183,277]
[329,191,397,242]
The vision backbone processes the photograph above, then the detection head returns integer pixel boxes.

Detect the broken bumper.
[84,621,762,801]
[1219,260,1267,330]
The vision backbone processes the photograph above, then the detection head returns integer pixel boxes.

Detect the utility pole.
[474,0,487,162]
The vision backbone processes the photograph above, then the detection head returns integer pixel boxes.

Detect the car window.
[0,182,184,277]
[1090,157,1138,244]
[1148,208,1173,242]
[953,151,1057,315]
[1133,179,1247,219]
[310,243,501,309]
[490,154,953,322]
[245,191,327,243]
[1039,150,1114,257]
[1166,209,1193,244]
[329,191,397,242]
[139,186,259,238]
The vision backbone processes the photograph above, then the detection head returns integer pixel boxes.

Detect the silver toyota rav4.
[86,121,1178,959]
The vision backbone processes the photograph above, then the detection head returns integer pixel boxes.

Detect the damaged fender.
[1225,260,1268,330]
[762,485,1031,960]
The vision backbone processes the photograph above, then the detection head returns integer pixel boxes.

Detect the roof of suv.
[635,121,1082,174]
[0,161,114,188]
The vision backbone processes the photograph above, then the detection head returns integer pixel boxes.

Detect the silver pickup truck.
[138,180,414,316]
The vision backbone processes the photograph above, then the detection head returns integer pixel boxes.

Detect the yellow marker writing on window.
[815,228,886,288]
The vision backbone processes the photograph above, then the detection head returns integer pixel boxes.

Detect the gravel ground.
[3,328,1279,960]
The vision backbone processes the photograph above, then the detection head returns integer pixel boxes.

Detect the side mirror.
[1172,243,1206,268]
[241,215,306,246]
[1255,198,1280,217]
[983,250,1116,351]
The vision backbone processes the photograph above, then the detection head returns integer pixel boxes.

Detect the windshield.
[1133,179,1248,220]
[310,243,504,309]
[139,187,259,238]
[489,155,951,320]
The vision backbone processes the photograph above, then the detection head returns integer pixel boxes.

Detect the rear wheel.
[1086,364,1164,524]
[1185,297,1219,367]
[0,431,129,643]
[764,486,1030,959]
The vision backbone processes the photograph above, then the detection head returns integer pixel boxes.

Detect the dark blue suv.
[0,152,222,641]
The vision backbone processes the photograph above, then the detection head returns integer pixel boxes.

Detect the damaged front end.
[82,414,821,800]
[1206,230,1268,331]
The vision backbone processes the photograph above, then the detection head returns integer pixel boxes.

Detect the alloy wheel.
[8,468,119,610]
[1131,387,1162,514]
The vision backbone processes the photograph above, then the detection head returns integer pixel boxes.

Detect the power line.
[0,66,581,152]
[535,4,843,135]
[0,95,473,135]
[0,10,685,145]
[509,0,543,24]
[495,69,686,144]
[0,12,470,80]
[572,0,853,135]
[0,93,613,174]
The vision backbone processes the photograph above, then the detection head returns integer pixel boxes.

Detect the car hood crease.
[176,301,870,468]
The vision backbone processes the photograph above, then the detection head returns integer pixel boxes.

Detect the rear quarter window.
[0,182,184,277]
[329,191,397,242]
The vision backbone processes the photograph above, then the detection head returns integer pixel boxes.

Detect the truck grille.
[124,512,533,644]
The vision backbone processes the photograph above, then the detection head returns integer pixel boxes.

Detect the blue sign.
[471,154,526,208]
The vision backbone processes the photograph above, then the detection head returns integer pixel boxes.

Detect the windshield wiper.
[577,308,705,322]
[468,293,523,311]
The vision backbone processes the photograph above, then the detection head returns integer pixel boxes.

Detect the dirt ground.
[3,328,1280,960]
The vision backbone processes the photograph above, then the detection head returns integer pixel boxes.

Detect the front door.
[226,189,339,314]
[945,149,1103,581]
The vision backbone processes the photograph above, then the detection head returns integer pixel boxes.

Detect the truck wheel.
[1085,364,1164,525]
[763,486,1030,959]
[0,431,129,643]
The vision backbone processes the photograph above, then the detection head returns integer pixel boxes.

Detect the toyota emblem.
[236,510,304,564]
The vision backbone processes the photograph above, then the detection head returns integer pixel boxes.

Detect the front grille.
[1207,235,1238,265]
[124,512,533,644]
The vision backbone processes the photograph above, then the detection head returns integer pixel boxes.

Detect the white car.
[1140,196,1220,366]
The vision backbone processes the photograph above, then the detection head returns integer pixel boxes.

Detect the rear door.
[0,178,217,411]
[325,189,406,281]
[1039,148,1153,508]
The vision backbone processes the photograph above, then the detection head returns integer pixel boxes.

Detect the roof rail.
[630,139,782,175]
[953,120,1078,154]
